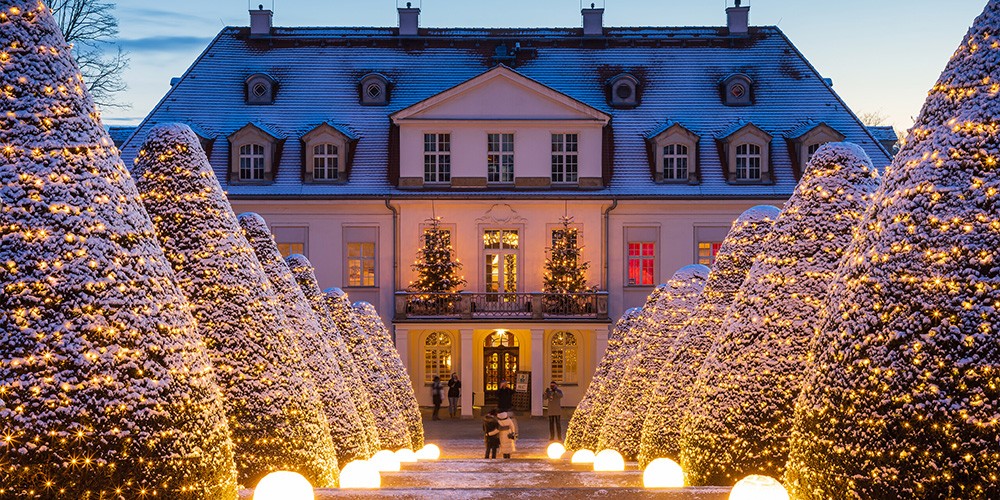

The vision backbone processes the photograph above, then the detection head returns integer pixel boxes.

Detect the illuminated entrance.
[483,330,519,404]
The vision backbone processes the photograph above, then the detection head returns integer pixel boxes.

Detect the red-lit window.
[627,242,655,286]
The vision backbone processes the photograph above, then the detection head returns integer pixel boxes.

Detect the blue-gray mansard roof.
[120,25,892,199]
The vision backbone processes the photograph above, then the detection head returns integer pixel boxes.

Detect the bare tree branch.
[49,0,130,109]
[858,110,890,127]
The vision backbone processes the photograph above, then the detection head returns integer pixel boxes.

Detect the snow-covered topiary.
[286,255,381,455]
[787,3,1000,497]
[132,124,339,487]
[0,4,237,497]
[353,301,424,450]
[564,307,642,451]
[638,205,780,466]
[600,265,710,460]
[680,144,879,486]
[239,213,370,464]
[326,288,412,450]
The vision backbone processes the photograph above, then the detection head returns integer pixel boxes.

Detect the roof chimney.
[249,4,272,38]
[398,2,420,36]
[582,3,603,37]
[726,0,750,36]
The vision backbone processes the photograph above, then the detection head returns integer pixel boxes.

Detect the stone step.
[394,458,639,473]
[381,470,642,489]
[312,487,731,499]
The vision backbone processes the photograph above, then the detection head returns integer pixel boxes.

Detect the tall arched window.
[239,143,265,180]
[550,331,578,384]
[735,143,762,181]
[424,332,453,383]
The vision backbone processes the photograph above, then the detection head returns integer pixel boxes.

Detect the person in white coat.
[496,412,518,459]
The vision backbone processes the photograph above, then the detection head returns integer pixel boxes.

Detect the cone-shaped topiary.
[601,265,710,460]
[239,213,370,464]
[639,205,780,466]
[287,255,381,455]
[353,301,424,450]
[326,288,412,451]
[132,124,338,487]
[0,4,238,497]
[787,3,1000,497]
[564,307,642,451]
[681,144,879,486]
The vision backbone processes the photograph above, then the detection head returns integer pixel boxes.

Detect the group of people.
[431,373,462,420]
[480,380,565,459]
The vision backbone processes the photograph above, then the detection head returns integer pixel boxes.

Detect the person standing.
[496,411,518,459]
[496,380,515,413]
[482,409,500,459]
[431,375,444,421]
[447,373,462,418]
[543,381,565,441]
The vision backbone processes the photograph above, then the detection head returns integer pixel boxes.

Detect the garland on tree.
[544,215,591,294]
[409,217,466,294]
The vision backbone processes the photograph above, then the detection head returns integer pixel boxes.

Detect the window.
[662,144,689,180]
[721,74,753,106]
[806,143,822,164]
[277,242,304,257]
[359,73,390,105]
[484,229,519,297]
[627,242,655,286]
[424,133,451,183]
[245,73,277,104]
[609,73,639,108]
[550,331,578,384]
[239,144,265,181]
[347,242,376,287]
[272,226,308,258]
[551,133,579,183]
[424,332,453,383]
[313,143,339,180]
[735,143,762,181]
[698,241,724,266]
[487,133,514,184]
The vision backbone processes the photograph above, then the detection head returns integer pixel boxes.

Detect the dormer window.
[721,74,753,107]
[360,73,391,106]
[313,144,339,180]
[245,73,277,104]
[228,123,282,183]
[646,122,699,184]
[662,144,689,180]
[735,143,762,180]
[239,144,266,180]
[716,121,772,184]
[301,122,357,183]
[608,73,640,108]
[806,143,821,163]
[785,122,846,178]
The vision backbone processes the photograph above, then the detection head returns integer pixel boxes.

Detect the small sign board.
[515,371,530,392]
[513,371,531,412]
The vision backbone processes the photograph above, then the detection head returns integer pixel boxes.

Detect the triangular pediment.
[391,66,610,123]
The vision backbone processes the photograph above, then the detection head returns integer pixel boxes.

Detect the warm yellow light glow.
[253,471,314,500]
[395,448,418,463]
[370,450,401,472]
[415,443,441,460]
[547,442,566,459]
[593,449,625,471]
[571,449,596,464]
[643,458,684,488]
[729,475,790,500]
[339,460,381,489]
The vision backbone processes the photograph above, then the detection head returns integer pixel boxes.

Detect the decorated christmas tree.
[286,255,381,455]
[326,288,412,450]
[0,4,238,497]
[787,3,1000,497]
[600,265,710,460]
[353,301,424,450]
[681,144,879,485]
[543,215,591,293]
[409,217,466,293]
[133,124,339,487]
[564,307,642,451]
[638,205,779,466]
[239,213,370,464]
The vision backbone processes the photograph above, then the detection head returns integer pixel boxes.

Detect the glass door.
[484,229,519,302]
[483,330,519,404]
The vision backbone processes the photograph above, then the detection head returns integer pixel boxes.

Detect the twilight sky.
[106,0,986,135]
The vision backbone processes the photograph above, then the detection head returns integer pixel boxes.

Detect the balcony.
[394,291,609,321]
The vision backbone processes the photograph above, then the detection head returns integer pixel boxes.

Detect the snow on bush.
[787,3,1000,498]
[0,5,237,497]
[326,288,412,450]
[133,124,339,487]
[638,205,780,465]
[680,144,879,486]
[353,301,424,450]
[239,213,370,463]
[286,255,381,455]
[601,265,710,460]
[564,307,642,451]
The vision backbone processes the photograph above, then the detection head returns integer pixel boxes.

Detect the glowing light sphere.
[415,443,441,460]
[643,458,684,488]
[547,442,567,459]
[570,449,596,464]
[253,471,314,500]
[395,448,418,463]
[729,475,790,500]
[339,460,381,489]
[593,449,626,472]
[370,450,401,472]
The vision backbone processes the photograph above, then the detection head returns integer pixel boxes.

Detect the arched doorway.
[483,330,519,405]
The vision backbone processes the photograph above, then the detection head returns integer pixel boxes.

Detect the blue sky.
[106,0,987,134]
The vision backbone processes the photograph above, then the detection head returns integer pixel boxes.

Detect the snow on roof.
[866,125,898,142]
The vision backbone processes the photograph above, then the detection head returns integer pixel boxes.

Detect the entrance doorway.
[483,330,519,405]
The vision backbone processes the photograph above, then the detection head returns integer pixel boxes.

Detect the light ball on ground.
[395,448,418,463]
[339,460,381,489]
[729,475,790,500]
[415,443,441,460]
[643,458,684,488]
[370,450,401,472]
[547,443,566,459]
[571,449,596,464]
[593,450,625,472]
[253,471,314,500]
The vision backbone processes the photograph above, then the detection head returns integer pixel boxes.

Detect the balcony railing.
[394,291,609,320]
